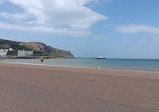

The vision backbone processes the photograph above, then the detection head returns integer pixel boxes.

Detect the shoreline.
[1,60,159,74]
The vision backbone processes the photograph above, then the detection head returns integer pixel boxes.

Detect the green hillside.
[0,39,74,57]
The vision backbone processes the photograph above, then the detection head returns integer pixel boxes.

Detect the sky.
[0,0,159,59]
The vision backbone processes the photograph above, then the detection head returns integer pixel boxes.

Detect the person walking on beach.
[41,57,44,63]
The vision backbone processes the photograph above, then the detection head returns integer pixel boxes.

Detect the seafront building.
[18,50,33,57]
[0,49,33,57]
[0,50,7,57]
[0,48,13,57]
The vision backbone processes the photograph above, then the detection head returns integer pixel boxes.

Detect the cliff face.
[19,42,74,57]
[0,39,74,57]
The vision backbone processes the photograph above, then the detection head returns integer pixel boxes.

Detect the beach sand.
[0,63,159,112]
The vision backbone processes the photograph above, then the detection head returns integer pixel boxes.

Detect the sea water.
[2,58,159,72]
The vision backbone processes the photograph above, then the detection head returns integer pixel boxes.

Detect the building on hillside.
[18,50,33,57]
[4,49,9,52]
[0,52,7,57]
[9,48,13,51]
[0,48,14,57]
[0,49,4,52]
[0,49,7,57]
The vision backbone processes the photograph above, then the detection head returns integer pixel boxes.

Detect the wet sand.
[0,63,159,112]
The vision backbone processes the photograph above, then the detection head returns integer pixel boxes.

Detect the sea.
[1,58,159,72]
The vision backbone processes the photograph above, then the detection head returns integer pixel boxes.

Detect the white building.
[0,48,14,57]
[5,49,9,52]
[18,50,33,57]
[0,49,4,52]
[0,52,7,57]
[0,49,7,57]
[9,48,13,51]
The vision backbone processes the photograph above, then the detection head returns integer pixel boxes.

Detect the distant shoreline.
[1,59,159,73]
[0,56,74,59]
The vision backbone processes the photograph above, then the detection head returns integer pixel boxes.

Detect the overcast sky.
[0,0,159,58]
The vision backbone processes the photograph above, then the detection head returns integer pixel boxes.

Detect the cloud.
[0,22,90,36]
[116,24,159,34]
[0,0,107,36]
[0,12,32,21]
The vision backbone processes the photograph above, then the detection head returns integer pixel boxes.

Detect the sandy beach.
[0,63,159,112]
